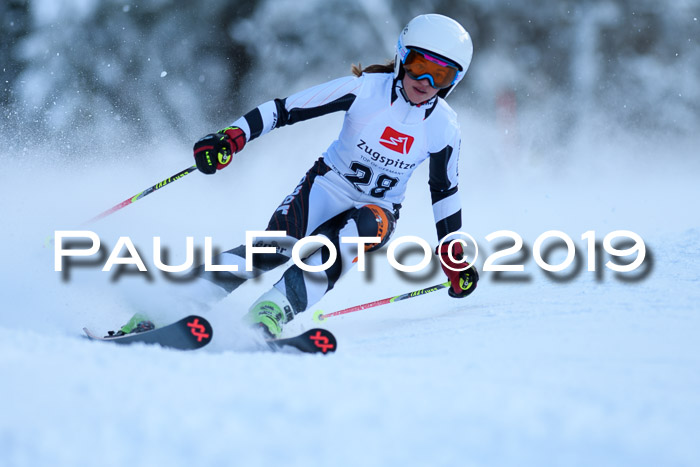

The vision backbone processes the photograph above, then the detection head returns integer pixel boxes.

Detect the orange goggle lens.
[403,49,459,89]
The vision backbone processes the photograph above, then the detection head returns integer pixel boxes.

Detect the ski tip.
[267,328,337,354]
[182,315,213,347]
[312,309,325,322]
[301,328,337,354]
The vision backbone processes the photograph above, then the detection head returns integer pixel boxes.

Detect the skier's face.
[403,49,458,89]
[402,73,440,104]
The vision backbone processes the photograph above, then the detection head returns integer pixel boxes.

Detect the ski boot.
[244,288,294,339]
[107,313,156,337]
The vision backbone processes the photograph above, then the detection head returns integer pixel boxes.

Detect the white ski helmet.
[395,14,474,98]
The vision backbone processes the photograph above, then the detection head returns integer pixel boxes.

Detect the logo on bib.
[379,127,414,155]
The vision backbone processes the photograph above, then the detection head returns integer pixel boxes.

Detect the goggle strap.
[407,48,459,70]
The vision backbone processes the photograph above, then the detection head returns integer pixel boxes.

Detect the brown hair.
[351,60,395,77]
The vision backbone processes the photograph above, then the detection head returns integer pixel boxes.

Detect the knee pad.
[352,204,396,252]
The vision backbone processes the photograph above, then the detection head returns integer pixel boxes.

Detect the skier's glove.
[193,126,246,175]
[437,241,479,298]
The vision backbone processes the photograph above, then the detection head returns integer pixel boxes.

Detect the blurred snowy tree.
[228,0,402,99]
[1,0,30,130]
[389,0,699,134]
[2,0,698,160]
[9,0,256,156]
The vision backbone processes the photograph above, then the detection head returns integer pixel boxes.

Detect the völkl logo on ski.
[379,126,414,154]
[308,330,335,353]
[187,317,210,342]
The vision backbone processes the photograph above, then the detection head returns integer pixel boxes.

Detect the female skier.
[188,14,479,338]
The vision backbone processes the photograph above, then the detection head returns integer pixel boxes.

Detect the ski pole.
[44,165,199,248]
[312,281,451,322]
[83,165,198,224]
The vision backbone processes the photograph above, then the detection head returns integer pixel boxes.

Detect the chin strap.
[394,78,438,109]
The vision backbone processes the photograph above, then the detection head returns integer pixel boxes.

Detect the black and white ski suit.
[194,72,463,318]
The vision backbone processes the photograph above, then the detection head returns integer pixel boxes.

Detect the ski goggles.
[402,48,459,89]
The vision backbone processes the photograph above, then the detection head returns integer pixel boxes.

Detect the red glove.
[437,241,479,298]
[193,126,246,174]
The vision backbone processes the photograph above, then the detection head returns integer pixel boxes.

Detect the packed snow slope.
[1,110,699,467]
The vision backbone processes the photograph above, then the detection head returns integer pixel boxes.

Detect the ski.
[83,315,213,351]
[84,316,336,354]
[267,328,337,354]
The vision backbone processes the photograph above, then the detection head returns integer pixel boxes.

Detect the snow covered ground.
[1,111,699,467]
